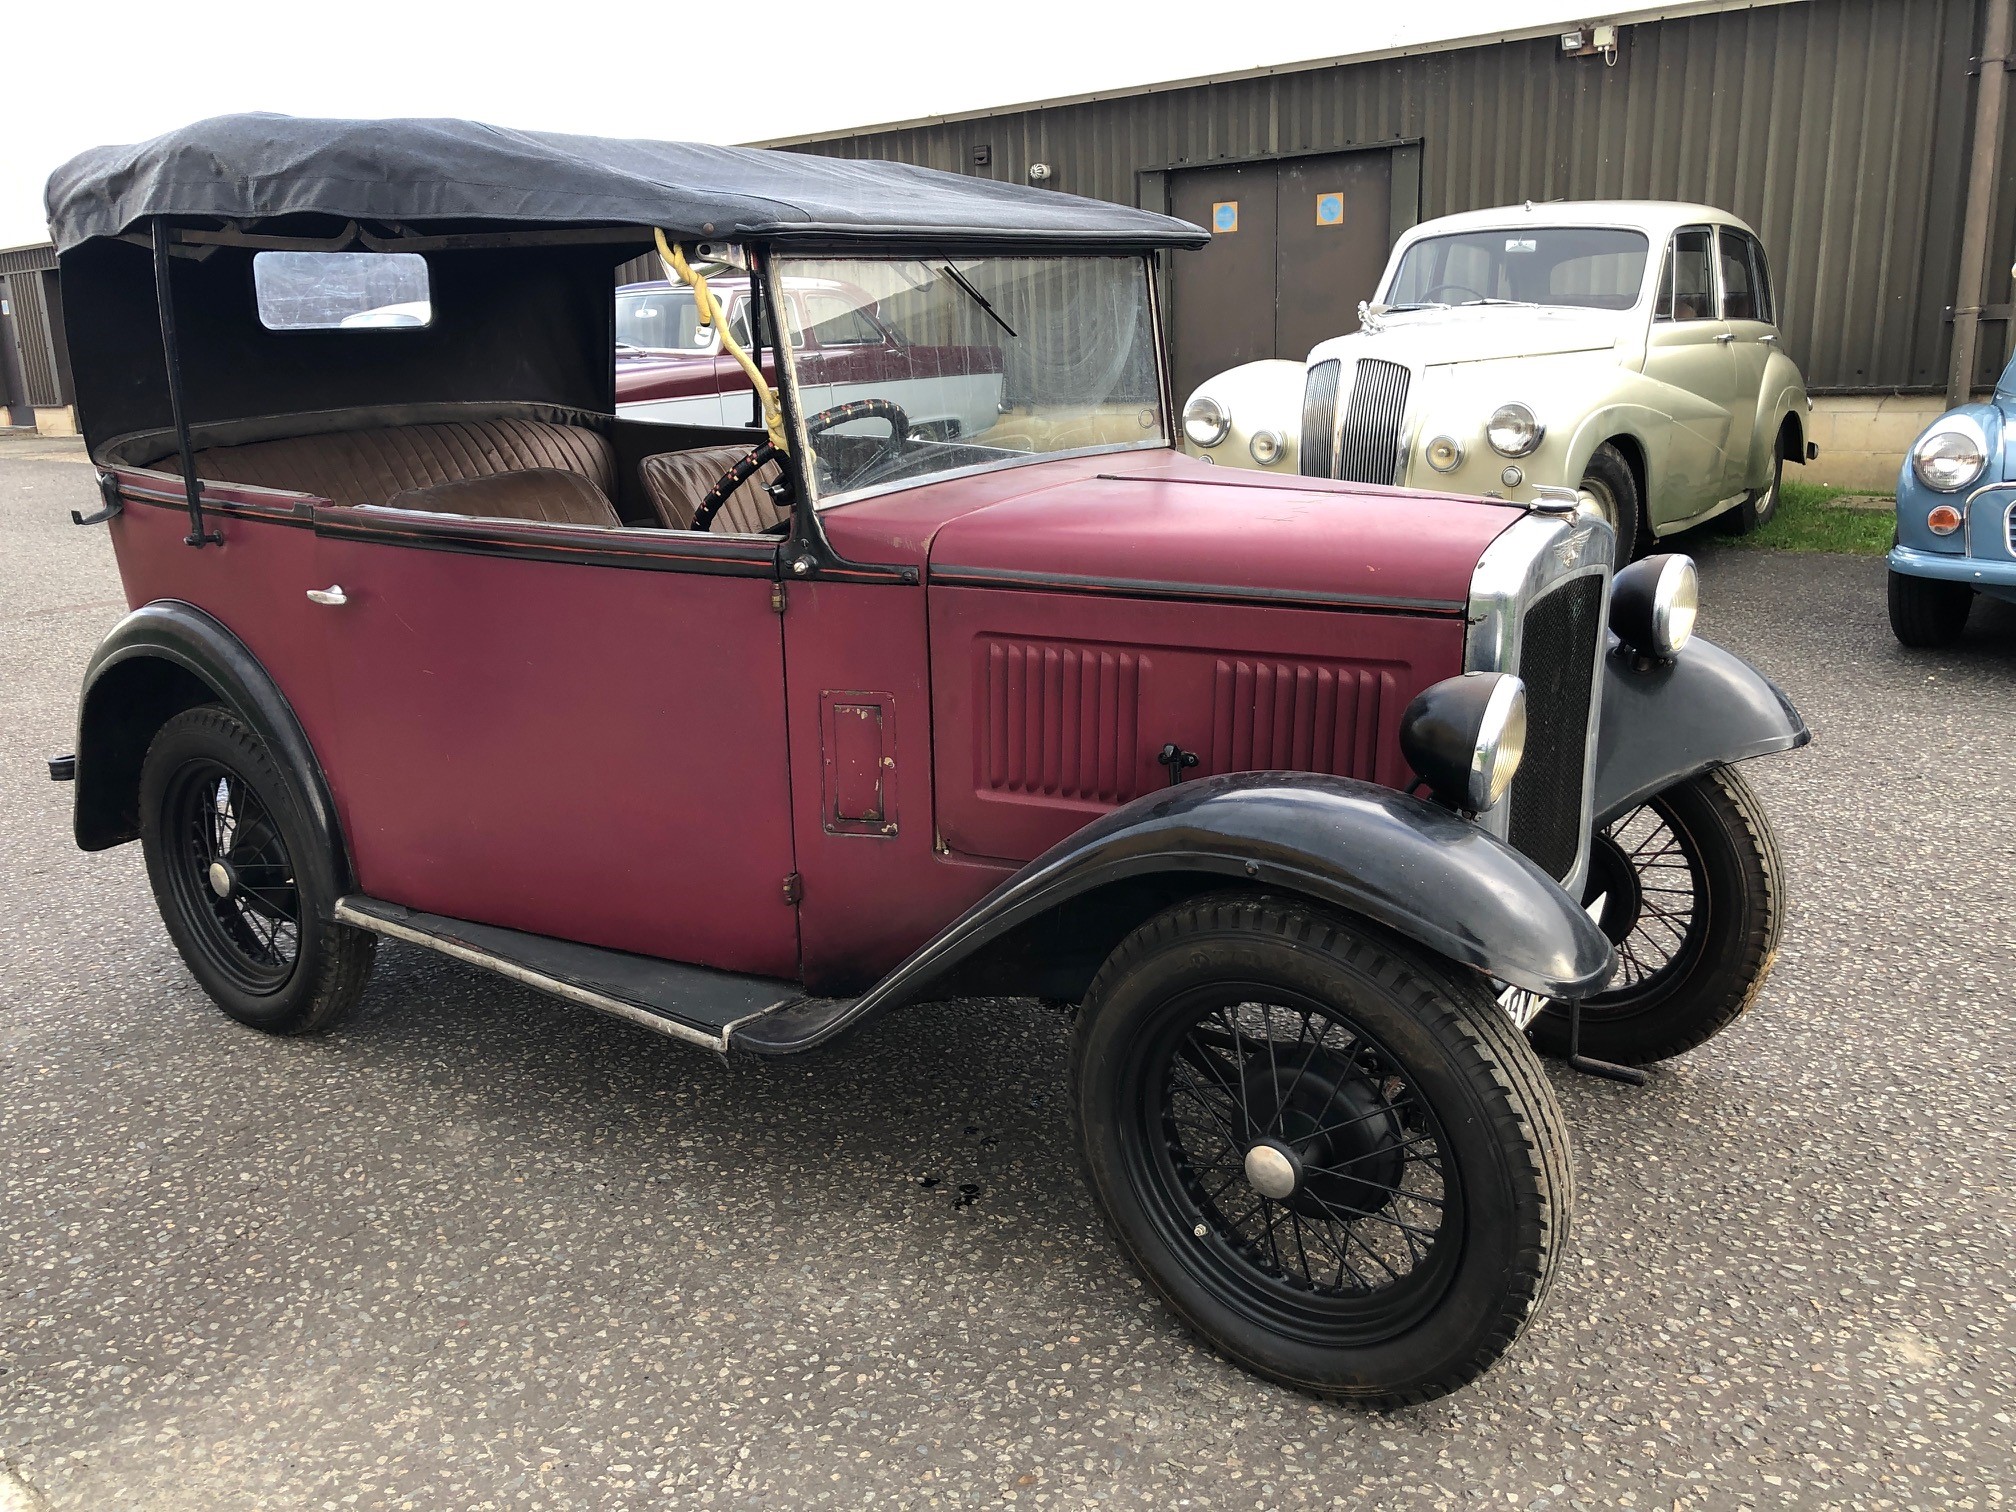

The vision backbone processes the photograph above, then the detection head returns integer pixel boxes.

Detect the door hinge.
[782,871,803,905]
[771,582,788,614]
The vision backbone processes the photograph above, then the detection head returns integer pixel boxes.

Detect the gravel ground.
[1,452,2012,1511]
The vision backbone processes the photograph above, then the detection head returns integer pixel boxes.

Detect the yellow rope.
[656,229,789,453]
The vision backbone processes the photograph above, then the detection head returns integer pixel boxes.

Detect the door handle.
[1714,332,1736,344]
[1759,333,1779,345]
[305,585,348,606]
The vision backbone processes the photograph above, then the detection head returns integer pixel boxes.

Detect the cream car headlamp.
[1399,672,1527,814]
[1911,419,1988,493]
[1486,403,1545,458]
[1183,393,1232,448]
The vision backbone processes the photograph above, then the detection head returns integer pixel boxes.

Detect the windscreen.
[774,255,1166,505]
[1384,228,1651,311]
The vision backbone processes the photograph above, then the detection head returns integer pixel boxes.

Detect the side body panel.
[98,475,341,785]
[308,512,800,977]
[1638,318,1736,521]
[927,586,1464,862]
[777,576,1014,993]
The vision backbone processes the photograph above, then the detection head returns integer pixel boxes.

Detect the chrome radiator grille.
[1336,360,1410,485]
[2007,501,2016,556]
[1299,359,1341,478]
[1506,575,1604,879]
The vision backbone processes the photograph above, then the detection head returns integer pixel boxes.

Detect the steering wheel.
[1418,282,1485,303]
[690,399,912,532]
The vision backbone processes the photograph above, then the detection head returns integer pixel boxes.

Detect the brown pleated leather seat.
[379,469,621,528]
[639,445,789,533]
[180,419,618,509]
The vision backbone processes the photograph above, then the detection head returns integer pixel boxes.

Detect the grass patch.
[1719,477,1894,555]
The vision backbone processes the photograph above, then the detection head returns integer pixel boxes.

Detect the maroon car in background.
[615,275,1005,440]
[44,115,1806,1405]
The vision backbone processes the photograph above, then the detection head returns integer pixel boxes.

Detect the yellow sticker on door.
[1316,192,1345,227]
[1212,201,1239,234]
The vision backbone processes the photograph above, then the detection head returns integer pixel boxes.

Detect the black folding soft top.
[46,113,1209,254]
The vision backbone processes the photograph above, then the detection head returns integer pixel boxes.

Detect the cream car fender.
[1178,358,1304,472]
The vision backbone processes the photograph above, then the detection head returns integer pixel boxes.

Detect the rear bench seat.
[169,417,790,534]
[177,419,623,527]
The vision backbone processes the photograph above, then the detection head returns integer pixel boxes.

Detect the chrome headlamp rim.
[1610,553,1699,659]
[1472,673,1528,810]
[1486,402,1545,458]
[1425,434,1464,472]
[1183,392,1231,448]
[1398,671,1528,815]
[1911,416,1988,493]
[1249,428,1286,466]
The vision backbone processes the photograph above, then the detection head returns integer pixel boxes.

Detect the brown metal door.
[1168,151,1395,399]
[1169,162,1280,402]
[1275,154,1392,363]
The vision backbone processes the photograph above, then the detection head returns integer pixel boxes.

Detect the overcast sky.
[4,0,1588,250]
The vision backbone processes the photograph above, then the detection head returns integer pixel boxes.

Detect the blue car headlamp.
[1912,417,1988,493]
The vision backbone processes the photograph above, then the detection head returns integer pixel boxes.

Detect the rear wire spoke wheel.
[139,706,376,1034]
[1072,894,1571,1405]
[1532,764,1783,1065]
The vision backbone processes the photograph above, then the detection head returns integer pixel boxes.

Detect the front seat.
[640,445,789,533]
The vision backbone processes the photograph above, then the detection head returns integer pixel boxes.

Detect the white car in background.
[1181,201,1814,559]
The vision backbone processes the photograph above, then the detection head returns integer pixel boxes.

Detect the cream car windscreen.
[1383,228,1651,311]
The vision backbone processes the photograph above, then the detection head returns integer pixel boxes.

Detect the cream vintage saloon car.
[1182,202,1814,560]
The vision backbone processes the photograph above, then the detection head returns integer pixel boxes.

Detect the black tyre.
[1581,442,1645,562]
[1531,765,1781,1066]
[1071,894,1571,1406]
[138,705,375,1034]
[1721,448,1784,535]
[1887,568,1973,648]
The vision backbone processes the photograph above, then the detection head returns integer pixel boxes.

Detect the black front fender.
[741,772,1614,1055]
[74,601,350,891]
[1592,635,1810,826]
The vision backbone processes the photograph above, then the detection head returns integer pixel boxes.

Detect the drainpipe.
[1948,0,2013,408]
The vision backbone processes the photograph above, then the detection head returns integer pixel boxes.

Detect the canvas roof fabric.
[46,114,1209,255]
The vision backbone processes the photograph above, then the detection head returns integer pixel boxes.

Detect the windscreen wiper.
[938,263,1017,337]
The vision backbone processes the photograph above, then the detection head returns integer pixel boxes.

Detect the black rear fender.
[73,601,350,892]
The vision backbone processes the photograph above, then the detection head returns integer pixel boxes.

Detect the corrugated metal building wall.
[764,0,1998,394]
[0,243,71,410]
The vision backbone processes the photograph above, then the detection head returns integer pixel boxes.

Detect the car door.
[1640,225,1737,521]
[308,504,800,979]
[1718,227,1776,495]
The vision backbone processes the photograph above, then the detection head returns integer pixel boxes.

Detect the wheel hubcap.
[1142,995,1458,1335]
[1243,1140,1301,1200]
[207,859,234,899]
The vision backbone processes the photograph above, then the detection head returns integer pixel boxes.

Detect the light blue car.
[1888,360,2016,646]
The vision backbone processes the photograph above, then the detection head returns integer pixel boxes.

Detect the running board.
[333,896,820,1053]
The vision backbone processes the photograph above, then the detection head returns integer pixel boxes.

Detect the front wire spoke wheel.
[1533,765,1784,1066]
[1073,894,1571,1405]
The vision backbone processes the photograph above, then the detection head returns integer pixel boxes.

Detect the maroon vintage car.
[46,115,1806,1405]
[615,275,1005,440]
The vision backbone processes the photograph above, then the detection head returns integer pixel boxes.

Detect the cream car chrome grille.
[1337,359,1409,485]
[1300,359,1342,478]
